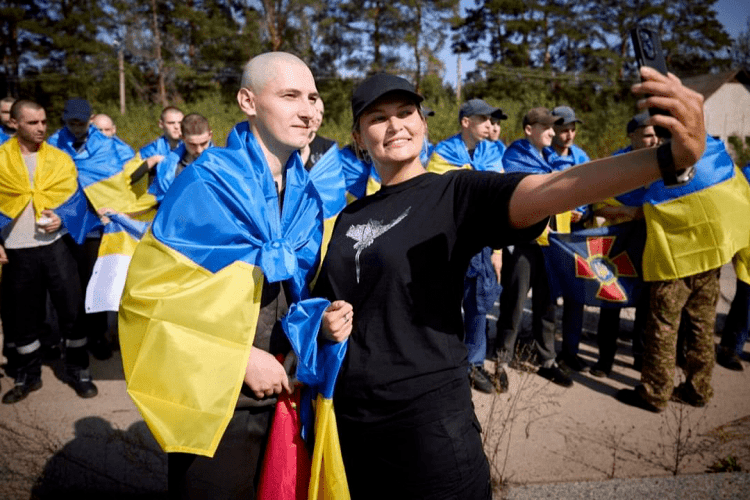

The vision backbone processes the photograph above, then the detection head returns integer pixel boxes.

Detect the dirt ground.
[1,263,748,499]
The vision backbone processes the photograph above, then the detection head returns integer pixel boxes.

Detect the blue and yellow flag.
[339,145,381,202]
[119,124,328,457]
[428,133,504,174]
[0,137,99,243]
[0,130,9,144]
[283,299,350,500]
[48,125,145,214]
[616,137,750,281]
[85,213,148,313]
[543,221,647,307]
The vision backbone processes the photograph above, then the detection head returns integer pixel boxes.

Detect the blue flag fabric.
[139,135,179,159]
[112,135,136,163]
[48,125,125,190]
[503,139,553,174]
[339,145,380,200]
[148,144,187,202]
[154,122,323,299]
[0,130,9,144]
[543,144,590,171]
[432,133,504,172]
[301,141,346,218]
[542,221,647,308]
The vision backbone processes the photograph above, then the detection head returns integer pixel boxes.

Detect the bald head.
[91,113,116,137]
[240,52,310,93]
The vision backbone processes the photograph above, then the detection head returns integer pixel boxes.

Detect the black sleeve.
[129,161,150,185]
[450,170,548,250]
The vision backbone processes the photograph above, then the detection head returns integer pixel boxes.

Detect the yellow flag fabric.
[119,231,264,456]
[0,137,78,220]
[734,248,750,286]
[641,167,750,281]
[308,395,350,499]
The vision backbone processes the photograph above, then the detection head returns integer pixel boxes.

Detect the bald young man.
[120,52,338,498]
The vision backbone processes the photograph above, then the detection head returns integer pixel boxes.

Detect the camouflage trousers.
[637,267,720,408]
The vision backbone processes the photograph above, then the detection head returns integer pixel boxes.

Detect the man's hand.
[570,210,583,223]
[0,244,8,265]
[244,348,290,399]
[632,67,706,169]
[145,155,165,169]
[491,251,503,283]
[321,300,353,343]
[39,209,61,233]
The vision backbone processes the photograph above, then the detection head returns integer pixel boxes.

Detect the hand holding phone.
[630,27,671,139]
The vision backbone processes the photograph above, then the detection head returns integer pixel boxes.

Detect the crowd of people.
[0,50,748,499]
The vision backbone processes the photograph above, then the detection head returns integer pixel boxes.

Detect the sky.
[441,0,750,87]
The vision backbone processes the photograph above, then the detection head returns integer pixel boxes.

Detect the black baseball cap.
[62,98,92,122]
[351,74,423,124]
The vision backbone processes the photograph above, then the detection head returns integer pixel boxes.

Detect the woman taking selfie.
[315,69,705,499]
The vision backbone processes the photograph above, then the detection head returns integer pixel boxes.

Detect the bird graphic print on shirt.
[345,207,411,283]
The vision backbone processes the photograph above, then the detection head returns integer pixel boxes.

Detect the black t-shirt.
[304,135,336,171]
[314,170,546,423]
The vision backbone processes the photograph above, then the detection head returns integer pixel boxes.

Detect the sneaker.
[558,354,590,373]
[2,375,42,404]
[671,383,707,408]
[496,367,509,393]
[537,363,573,388]
[717,348,743,371]
[66,369,98,399]
[469,366,495,394]
[616,388,663,413]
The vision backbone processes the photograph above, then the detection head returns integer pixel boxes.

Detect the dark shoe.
[496,367,509,393]
[537,364,573,388]
[66,369,98,399]
[589,364,610,378]
[558,354,590,373]
[2,376,42,404]
[717,348,743,371]
[469,366,495,394]
[616,388,663,413]
[671,383,707,408]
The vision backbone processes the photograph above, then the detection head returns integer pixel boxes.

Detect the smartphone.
[630,27,671,139]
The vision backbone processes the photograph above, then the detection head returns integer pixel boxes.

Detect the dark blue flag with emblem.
[542,221,646,308]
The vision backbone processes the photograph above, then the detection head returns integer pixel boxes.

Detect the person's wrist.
[657,142,694,186]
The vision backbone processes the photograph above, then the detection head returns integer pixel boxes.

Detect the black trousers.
[1,237,85,378]
[167,405,274,500]
[337,379,492,500]
[68,236,109,343]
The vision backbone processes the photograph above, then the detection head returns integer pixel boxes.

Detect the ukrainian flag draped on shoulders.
[48,125,146,215]
[0,130,10,144]
[543,143,590,171]
[139,135,178,159]
[503,139,554,174]
[428,133,504,174]
[616,137,750,281]
[339,145,381,202]
[120,121,327,455]
[0,137,99,243]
